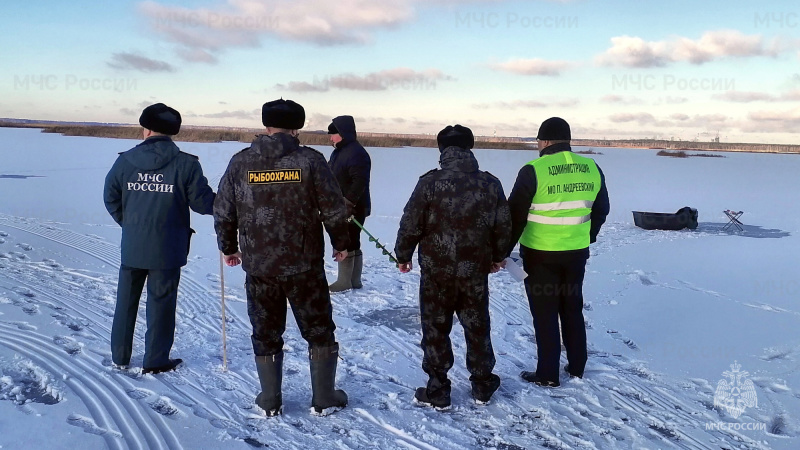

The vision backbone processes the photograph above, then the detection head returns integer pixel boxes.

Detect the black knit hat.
[536,117,571,140]
[262,99,305,129]
[327,122,338,134]
[437,124,474,151]
[139,103,181,135]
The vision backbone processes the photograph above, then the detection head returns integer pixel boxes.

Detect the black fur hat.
[437,124,474,151]
[262,99,305,129]
[327,122,338,134]
[139,103,181,135]
[536,117,571,140]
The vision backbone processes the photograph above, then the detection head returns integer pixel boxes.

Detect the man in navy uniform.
[213,99,351,416]
[104,103,215,374]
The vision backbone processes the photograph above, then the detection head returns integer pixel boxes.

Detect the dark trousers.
[346,213,366,252]
[521,248,588,382]
[245,263,337,356]
[111,266,181,368]
[419,271,497,398]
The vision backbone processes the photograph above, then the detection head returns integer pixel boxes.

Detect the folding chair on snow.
[723,210,744,231]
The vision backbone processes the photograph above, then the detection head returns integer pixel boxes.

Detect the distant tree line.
[2,121,797,153]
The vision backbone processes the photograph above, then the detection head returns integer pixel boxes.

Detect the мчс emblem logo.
[713,361,757,419]
[248,169,302,185]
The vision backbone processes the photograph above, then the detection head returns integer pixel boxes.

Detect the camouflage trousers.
[418,272,497,398]
[245,263,337,356]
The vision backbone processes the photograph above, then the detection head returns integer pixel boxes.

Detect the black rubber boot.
[329,256,354,292]
[413,372,451,409]
[142,358,183,375]
[309,344,348,415]
[351,250,363,289]
[471,373,501,404]
[521,371,560,387]
[255,352,283,416]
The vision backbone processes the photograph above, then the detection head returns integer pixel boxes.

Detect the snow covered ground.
[1,127,799,449]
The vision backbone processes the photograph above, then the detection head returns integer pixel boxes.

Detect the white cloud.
[488,58,573,76]
[275,81,329,93]
[107,52,175,72]
[740,108,800,133]
[473,98,579,109]
[596,30,785,68]
[138,0,415,62]
[175,48,219,64]
[663,96,689,104]
[609,112,656,124]
[712,90,800,102]
[609,112,728,128]
[275,68,453,92]
[600,95,646,105]
[199,110,258,120]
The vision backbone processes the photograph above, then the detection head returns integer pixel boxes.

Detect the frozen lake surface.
[1,127,799,449]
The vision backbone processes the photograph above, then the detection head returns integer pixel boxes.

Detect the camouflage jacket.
[213,133,350,277]
[394,146,512,278]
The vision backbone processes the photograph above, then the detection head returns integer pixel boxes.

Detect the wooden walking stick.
[219,251,228,372]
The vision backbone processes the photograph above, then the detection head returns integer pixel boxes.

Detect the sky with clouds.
[2,0,799,143]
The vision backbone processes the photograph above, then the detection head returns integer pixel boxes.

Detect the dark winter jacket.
[394,146,512,278]
[507,142,610,260]
[213,133,350,277]
[328,116,371,216]
[103,136,215,269]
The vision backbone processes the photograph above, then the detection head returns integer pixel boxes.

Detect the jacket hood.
[439,146,479,172]
[331,115,357,145]
[123,136,179,170]
[251,132,300,159]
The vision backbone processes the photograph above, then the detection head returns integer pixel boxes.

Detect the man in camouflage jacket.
[394,125,512,408]
[213,99,351,416]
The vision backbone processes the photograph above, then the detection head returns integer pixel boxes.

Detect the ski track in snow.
[0,214,793,448]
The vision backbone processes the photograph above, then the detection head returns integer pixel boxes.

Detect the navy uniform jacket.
[103,136,216,269]
[394,147,512,278]
[213,133,350,277]
[328,116,371,216]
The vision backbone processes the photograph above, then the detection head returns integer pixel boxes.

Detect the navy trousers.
[521,248,588,382]
[111,266,181,368]
[346,212,366,252]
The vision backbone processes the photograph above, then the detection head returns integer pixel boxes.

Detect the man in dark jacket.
[395,125,511,409]
[507,117,610,387]
[213,99,351,416]
[327,115,371,292]
[103,103,215,374]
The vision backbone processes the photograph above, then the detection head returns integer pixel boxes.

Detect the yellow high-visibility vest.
[520,151,601,251]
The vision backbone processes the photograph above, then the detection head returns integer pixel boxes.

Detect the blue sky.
[2,0,799,143]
